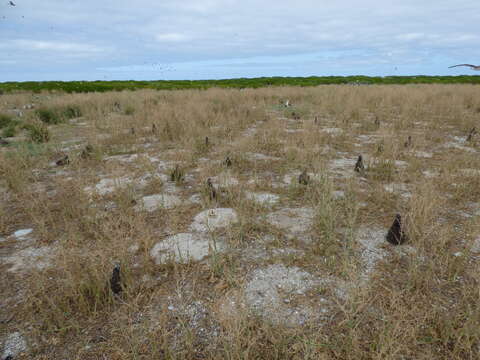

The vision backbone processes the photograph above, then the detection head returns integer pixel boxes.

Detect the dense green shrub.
[0,76,479,94]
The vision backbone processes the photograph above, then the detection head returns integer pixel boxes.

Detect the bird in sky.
[8,1,16,6]
[448,64,480,71]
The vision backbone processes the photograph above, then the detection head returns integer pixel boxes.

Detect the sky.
[1,0,479,82]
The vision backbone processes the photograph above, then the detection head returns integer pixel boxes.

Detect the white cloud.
[155,33,191,42]
[0,39,105,53]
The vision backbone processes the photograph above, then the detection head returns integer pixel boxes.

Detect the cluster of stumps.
[51,121,415,297]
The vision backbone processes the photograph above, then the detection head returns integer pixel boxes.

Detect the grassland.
[1,84,480,359]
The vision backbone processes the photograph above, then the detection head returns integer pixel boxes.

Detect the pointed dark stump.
[404,135,412,148]
[56,155,70,166]
[354,155,365,173]
[110,264,122,295]
[466,127,477,142]
[298,170,310,185]
[386,214,408,245]
[81,144,94,159]
[207,178,217,201]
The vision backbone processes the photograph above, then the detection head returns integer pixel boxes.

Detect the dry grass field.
[1,84,480,359]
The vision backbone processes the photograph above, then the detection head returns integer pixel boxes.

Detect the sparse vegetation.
[1,84,480,359]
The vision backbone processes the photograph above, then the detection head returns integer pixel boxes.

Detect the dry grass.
[1,85,480,359]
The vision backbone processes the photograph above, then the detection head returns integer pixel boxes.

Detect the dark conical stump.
[207,178,217,201]
[466,127,477,142]
[56,155,70,166]
[386,214,408,245]
[152,123,157,134]
[110,264,122,295]
[354,155,365,173]
[170,165,184,183]
[224,156,232,167]
[205,136,209,146]
[376,143,384,154]
[81,144,94,159]
[130,127,136,135]
[298,170,310,185]
[404,135,412,148]
[314,116,319,125]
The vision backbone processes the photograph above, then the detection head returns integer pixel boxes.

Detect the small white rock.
[13,229,33,238]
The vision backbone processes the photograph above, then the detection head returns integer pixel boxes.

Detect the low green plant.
[2,123,18,138]
[0,113,13,128]
[24,122,50,143]
[62,105,82,119]
[124,105,135,115]
[36,108,61,124]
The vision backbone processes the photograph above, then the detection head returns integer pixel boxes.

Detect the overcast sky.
[1,0,479,81]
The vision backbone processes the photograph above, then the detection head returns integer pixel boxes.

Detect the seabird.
[8,1,16,6]
[448,64,480,71]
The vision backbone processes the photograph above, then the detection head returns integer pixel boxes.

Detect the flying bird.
[8,1,16,6]
[448,64,480,71]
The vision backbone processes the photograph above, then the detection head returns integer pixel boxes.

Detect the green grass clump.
[35,105,82,125]
[0,113,14,128]
[124,105,135,115]
[62,105,82,119]
[24,122,50,143]
[2,122,18,138]
[36,108,62,124]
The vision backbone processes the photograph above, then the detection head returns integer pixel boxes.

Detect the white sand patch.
[211,172,239,188]
[356,135,379,144]
[84,175,150,196]
[189,208,239,233]
[394,160,408,168]
[356,227,388,280]
[414,151,433,158]
[329,158,357,178]
[150,233,224,264]
[383,183,412,198]
[245,152,281,161]
[3,246,55,273]
[266,207,315,241]
[471,236,480,253]
[322,127,343,135]
[422,170,439,178]
[245,191,280,206]
[244,264,334,326]
[135,194,182,212]
[2,332,27,359]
